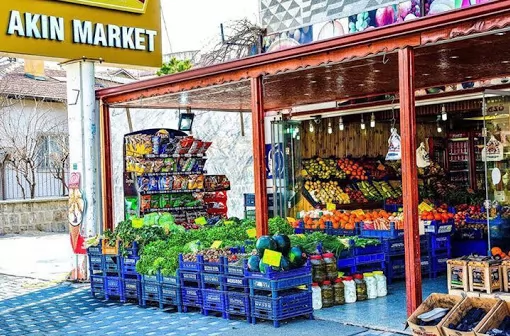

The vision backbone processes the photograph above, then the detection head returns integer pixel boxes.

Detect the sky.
[160,0,260,54]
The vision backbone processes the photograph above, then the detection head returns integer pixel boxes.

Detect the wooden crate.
[442,297,502,336]
[407,293,463,336]
[468,260,502,294]
[475,300,508,336]
[449,289,480,298]
[448,259,470,292]
[102,239,119,255]
[502,260,510,292]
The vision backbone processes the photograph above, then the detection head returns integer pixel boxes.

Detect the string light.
[309,120,314,133]
[370,113,376,128]
[327,120,333,134]
[441,104,447,121]
[339,117,344,131]
[360,114,366,130]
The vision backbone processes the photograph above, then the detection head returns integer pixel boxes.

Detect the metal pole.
[398,47,422,315]
[251,76,269,237]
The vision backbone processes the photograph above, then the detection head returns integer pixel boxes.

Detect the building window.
[38,133,68,170]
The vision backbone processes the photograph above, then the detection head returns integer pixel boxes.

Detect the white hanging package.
[386,128,401,161]
[482,135,503,162]
[416,142,431,168]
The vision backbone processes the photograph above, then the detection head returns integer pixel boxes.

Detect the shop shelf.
[123,278,141,305]
[355,253,385,265]
[202,289,227,317]
[225,290,251,320]
[160,285,182,311]
[200,272,224,288]
[159,274,179,286]
[360,222,403,239]
[423,219,454,235]
[250,290,313,328]
[178,254,202,272]
[181,287,203,310]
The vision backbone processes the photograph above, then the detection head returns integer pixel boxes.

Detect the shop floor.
[313,276,447,335]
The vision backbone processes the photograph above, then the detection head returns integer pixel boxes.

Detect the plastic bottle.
[322,252,338,281]
[373,271,388,297]
[333,278,345,305]
[343,276,357,303]
[363,273,377,299]
[312,282,323,310]
[310,255,327,283]
[353,273,368,301]
[321,280,334,308]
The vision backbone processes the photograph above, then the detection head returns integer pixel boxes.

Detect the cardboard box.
[442,297,501,336]
[408,293,464,336]
[475,300,509,336]
[468,260,502,294]
[502,260,510,292]
[448,259,470,292]
[480,292,510,302]
[449,289,480,298]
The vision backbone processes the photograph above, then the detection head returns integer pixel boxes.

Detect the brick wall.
[0,197,68,234]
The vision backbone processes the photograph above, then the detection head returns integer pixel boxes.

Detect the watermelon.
[256,236,277,257]
[288,246,307,268]
[272,234,291,255]
[247,255,261,272]
[280,256,291,271]
[259,259,270,274]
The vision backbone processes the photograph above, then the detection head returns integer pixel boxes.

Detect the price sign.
[224,220,234,226]
[286,217,297,224]
[211,241,222,249]
[352,209,365,216]
[296,234,306,238]
[262,250,282,267]
[131,218,143,228]
[418,202,433,212]
[246,228,257,238]
[326,203,336,211]
[195,217,207,226]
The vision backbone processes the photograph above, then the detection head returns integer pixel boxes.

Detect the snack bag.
[188,140,203,155]
[150,195,160,210]
[153,159,164,173]
[141,195,151,212]
[175,137,194,155]
[148,176,159,191]
[199,142,212,155]
[386,128,401,161]
[172,176,184,190]
[138,177,150,193]
[159,176,173,191]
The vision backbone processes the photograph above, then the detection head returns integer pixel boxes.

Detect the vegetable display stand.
[123,278,142,306]
[225,290,251,322]
[448,259,470,293]
[441,296,501,336]
[202,289,227,318]
[105,276,125,302]
[407,293,463,336]
[181,287,203,312]
[160,285,182,312]
[468,260,503,294]
[247,264,312,296]
[250,289,313,328]
[90,275,106,298]
[502,260,510,292]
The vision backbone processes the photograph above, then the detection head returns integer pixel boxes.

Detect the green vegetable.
[269,217,294,235]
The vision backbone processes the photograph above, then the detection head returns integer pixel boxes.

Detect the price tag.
[211,241,222,249]
[195,217,207,226]
[262,250,282,267]
[131,218,144,228]
[418,202,433,212]
[352,209,365,216]
[246,228,257,238]
[286,217,297,224]
[326,203,336,211]
[224,220,234,226]
[296,234,306,238]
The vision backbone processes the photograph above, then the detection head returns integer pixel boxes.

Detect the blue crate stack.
[336,240,386,275]
[223,258,251,322]
[119,242,141,305]
[87,243,106,299]
[179,254,204,312]
[383,235,429,284]
[141,274,161,307]
[425,219,453,278]
[199,256,226,318]
[160,273,182,312]
[248,262,313,328]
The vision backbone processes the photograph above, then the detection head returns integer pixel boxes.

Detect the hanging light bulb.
[441,104,447,121]
[309,120,314,133]
[360,114,366,130]
[339,117,344,131]
[370,113,376,128]
[437,122,442,133]
[327,120,333,134]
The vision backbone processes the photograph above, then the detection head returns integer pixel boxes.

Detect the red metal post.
[251,76,269,237]
[100,101,114,232]
[398,47,422,316]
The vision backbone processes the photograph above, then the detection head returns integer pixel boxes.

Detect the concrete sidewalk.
[0,232,73,281]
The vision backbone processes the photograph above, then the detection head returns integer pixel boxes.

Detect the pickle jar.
[322,252,338,281]
[310,255,327,283]
[353,273,368,301]
[321,280,334,308]
[333,278,345,305]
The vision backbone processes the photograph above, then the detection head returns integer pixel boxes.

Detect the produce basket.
[441,297,501,336]
[160,285,181,310]
[141,274,159,284]
[181,287,203,309]
[223,258,249,277]
[120,256,139,276]
[200,272,224,288]
[87,243,102,256]
[360,222,403,239]
[178,254,203,272]
[88,255,103,274]
[226,290,251,319]
[102,239,119,255]
[159,274,179,286]
[123,278,141,302]
[202,289,227,316]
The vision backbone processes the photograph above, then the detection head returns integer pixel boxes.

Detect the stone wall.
[0,197,68,234]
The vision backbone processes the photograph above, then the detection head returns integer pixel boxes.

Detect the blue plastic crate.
[202,289,226,313]
[141,281,161,306]
[142,274,159,284]
[431,254,449,272]
[355,253,385,265]
[223,259,248,277]
[201,257,224,274]
[120,242,138,257]
[329,228,358,236]
[88,255,103,273]
[226,290,251,317]
[428,234,451,253]
[360,222,403,239]
[423,220,454,235]
[337,257,356,269]
[384,203,403,213]
[87,244,102,255]
[247,262,311,280]
[244,193,255,206]
[382,238,405,256]
[248,274,311,294]
[353,244,382,256]
[159,274,179,286]
[90,275,105,297]
[103,255,121,274]
[160,285,181,311]
[123,278,141,305]
[179,270,201,283]
[105,276,125,302]
[179,254,203,272]
[181,287,203,308]
[200,272,224,288]
[250,290,313,327]
[120,257,139,276]
[223,274,249,289]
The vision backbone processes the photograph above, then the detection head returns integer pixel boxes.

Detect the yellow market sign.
[0,0,161,68]
[55,0,149,14]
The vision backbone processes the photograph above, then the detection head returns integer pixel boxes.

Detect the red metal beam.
[251,76,269,237]
[398,47,422,316]
[100,102,114,231]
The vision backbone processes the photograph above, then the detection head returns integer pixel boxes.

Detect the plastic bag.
[385,128,401,161]
[482,135,503,162]
[416,142,430,168]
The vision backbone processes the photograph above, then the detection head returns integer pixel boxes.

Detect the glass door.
[481,90,510,255]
